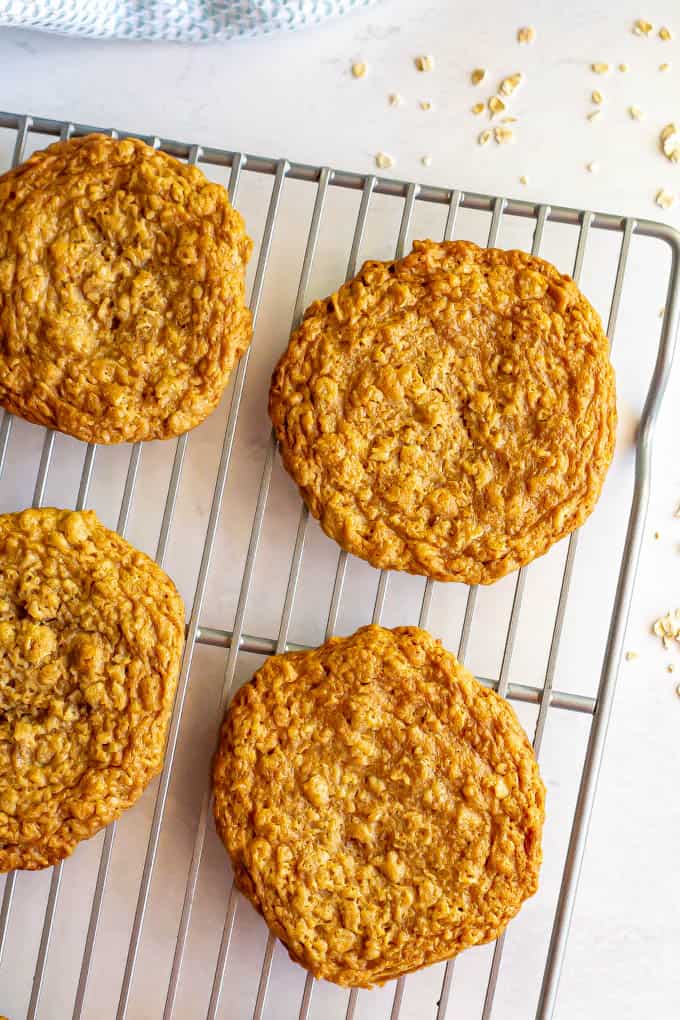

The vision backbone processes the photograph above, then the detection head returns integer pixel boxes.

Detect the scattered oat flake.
[517,26,536,44]
[629,105,644,121]
[668,663,676,673]
[421,155,432,167]
[415,55,435,72]
[659,26,673,41]
[659,62,671,72]
[471,68,486,86]
[660,124,680,162]
[375,152,394,170]
[388,92,403,107]
[419,100,433,111]
[500,73,523,96]
[633,19,653,36]
[471,102,485,115]
[654,531,661,540]
[478,129,492,146]
[519,175,529,185]
[652,609,680,650]
[625,651,639,662]
[591,63,609,74]
[351,62,367,79]
[489,96,506,116]
[587,109,602,122]
[591,90,603,104]
[501,116,519,124]
[586,161,599,174]
[656,188,676,210]
[494,126,514,145]
[618,63,630,72]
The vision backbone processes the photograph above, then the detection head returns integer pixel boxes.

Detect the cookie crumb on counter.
[629,105,644,121]
[587,109,602,122]
[659,62,671,72]
[471,68,487,85]
[489,96,506,116]
[517,26,536,44]
[419,99,433,111]
[472,102,485,115]
[388,92,403,106]
[375,152,395,169]
[625,651,639,662]
[478,129,492,146]
[415,55,435,72]
[655,188,675,210]
[421,155,432,167]
[633,19,653,37]
[618,63,630,72]
[591,62,610,74]
[519,174,529,184]
[659,26,673,41]
[500,73,523,96]
[351,62,367,79]
[586,161,599,174]
[591,89,603,104]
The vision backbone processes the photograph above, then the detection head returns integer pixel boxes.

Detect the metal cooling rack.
[0,111,678,1020]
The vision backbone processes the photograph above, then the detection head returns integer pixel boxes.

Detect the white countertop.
[0,3,679,1019]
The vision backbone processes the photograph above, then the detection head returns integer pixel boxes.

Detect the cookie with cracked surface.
[212,624,545,987]
[269,240,616,584]
[0,134,252,443]
[0,507,185,871]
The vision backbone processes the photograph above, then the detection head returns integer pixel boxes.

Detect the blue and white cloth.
[0,0,378,41]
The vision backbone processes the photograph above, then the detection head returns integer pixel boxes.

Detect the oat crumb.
[629,105,644,121]
[501,116,519,124]
[659,62,671,72]
[351,62,367,79]
[489,96,506,117]
[471,102,485,115]
[471,68,486,86]
[656,188,676,210]
[415,55,435,72]
[633,19,653,36]
[667,663,675,673]
[519,175,529,185]
[660,123,680,162]
[591,63,610,74]
[586,161,599,174]
[388,92,404,107]
[591,90,604,104]
[421,155,432,167]
[478,129,492,147]
[494,126,514,145]
[654,531,661,540]
[419,99,433,111]
[517,26,536,44]
[625,651,639,661]
[659,26,673,41]
[618,63,630,72]
[375,152,395,170]
[587,109,602,122]
[499,73,523,97]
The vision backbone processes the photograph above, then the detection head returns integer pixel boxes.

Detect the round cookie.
[213,624,545,987]
[269,240,616,584]
[0,507,185,871]
[0,134,253,443]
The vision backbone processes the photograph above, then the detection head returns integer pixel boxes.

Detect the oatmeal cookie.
[213,624,545,987]
[269,240,616,584]
[0,507,185,871]
[0,134,252,443]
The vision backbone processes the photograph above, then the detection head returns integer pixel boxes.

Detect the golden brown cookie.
[269,240,616,584]
[0,508,185,871]
[0,134,252,443]
[213,624,545,987]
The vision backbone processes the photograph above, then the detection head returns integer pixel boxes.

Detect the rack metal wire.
[0,111,678,1020]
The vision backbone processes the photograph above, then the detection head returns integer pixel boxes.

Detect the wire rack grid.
[0,111,678,1020]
